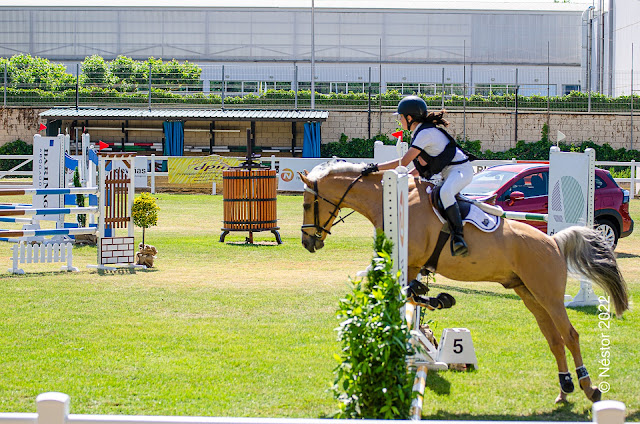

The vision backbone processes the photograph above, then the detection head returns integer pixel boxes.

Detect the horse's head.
[299,161,366,253]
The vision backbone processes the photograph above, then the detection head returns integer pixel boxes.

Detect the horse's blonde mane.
[306,160,366,182]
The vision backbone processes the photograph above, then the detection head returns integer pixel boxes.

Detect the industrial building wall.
[0,6,582,66]
[612,0,640,96]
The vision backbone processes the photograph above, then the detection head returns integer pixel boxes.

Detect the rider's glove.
[361,163,379,176]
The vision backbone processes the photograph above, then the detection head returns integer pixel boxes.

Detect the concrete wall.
[0,108,44,146]
[1,107,638,153]
[324,110,639,152]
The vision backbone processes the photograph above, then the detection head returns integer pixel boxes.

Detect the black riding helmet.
[394,95,428,124]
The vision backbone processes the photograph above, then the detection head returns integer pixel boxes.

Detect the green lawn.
[0,194,638,420]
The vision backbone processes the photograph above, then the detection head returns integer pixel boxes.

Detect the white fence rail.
[0,154,33,179]
[0,393,628,424]
[9,242,77,274]
[1,154,639,196]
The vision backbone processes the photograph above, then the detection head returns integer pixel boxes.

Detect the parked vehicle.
[461,163,634,249]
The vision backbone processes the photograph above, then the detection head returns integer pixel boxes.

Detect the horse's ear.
[302,169,309,176]
[298,171,311,188]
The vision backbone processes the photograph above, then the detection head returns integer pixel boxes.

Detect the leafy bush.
[1,54,639,111]
[81,55,113,86]
[333,232,414,419]
[0,54,75,91]
[0,139,33,172]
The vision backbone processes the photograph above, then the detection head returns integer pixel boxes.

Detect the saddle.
[422,185,500,276]
[429,185,473,220]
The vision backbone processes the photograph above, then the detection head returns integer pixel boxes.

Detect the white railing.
[1,154,638,197]
[0,154,33,180]
[9,242,77,274]
[0,393,628,424]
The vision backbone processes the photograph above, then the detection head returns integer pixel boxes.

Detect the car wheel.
[595,218,619,250]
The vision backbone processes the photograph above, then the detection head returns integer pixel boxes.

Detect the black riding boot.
[445,204,469,257]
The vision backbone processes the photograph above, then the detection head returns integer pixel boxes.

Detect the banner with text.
[168,155,241,184]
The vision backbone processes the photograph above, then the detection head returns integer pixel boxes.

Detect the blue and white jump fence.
[0,139,139,272]
[0,392,627,424]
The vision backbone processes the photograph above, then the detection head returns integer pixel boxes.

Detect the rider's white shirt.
[411,123,467,163]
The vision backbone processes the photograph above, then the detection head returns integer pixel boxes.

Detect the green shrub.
[333,232,414,419]
[0,139,33,172]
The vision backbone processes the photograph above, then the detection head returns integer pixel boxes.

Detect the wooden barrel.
[221,168,280,242]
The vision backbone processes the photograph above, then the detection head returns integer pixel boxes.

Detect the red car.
[461,163,634,249]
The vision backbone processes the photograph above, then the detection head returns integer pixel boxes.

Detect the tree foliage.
[132,192,160,245]
[0,54,74,91]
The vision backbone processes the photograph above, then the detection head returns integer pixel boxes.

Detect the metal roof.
[40,108,329,122]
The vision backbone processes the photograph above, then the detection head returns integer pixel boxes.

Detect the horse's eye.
[303,203,311,211]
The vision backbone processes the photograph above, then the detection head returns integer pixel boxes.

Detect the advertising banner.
[112,157,149,188]
[168,155,241,184]
[277,157,375,192]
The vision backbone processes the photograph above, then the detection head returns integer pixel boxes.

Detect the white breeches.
[440,162,474,209]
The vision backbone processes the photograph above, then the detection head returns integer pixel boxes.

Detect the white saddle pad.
[432,203,501,233]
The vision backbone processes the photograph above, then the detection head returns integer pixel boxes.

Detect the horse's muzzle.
[301,232,324,253]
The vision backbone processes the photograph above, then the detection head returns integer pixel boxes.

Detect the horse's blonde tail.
[553,226,629,317]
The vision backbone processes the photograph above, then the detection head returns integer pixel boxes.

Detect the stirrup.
[408,293,456,310]
[451,236,469,257]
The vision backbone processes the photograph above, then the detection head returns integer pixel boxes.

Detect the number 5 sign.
[436,328,478,368]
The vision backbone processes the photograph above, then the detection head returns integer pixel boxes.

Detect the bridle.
[301,175,362,239]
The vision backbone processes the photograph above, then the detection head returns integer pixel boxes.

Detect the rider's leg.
[440,163,473,257]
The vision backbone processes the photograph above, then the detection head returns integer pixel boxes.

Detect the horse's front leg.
[407,266,421,282]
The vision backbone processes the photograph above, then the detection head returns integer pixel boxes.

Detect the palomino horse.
[299,161,628,404]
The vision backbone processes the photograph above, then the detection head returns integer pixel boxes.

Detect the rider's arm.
[376,147,421,171]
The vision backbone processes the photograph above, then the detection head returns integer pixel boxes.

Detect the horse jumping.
[299,161,628,404]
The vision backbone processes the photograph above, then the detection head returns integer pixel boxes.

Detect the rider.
[362,95,473,257]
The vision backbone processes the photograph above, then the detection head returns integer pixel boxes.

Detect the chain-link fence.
[1,57,638,113]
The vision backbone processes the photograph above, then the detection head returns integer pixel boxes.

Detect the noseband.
[301,175,363,239]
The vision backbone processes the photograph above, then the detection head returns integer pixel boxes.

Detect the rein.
[301,174,363,239]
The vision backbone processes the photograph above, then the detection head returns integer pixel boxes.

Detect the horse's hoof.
[555,392,568,404]
[436,292,456,308]
[589,387,602,402]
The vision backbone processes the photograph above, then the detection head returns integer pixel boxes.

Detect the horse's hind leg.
[513,286,572,404]
[524,277,602,403]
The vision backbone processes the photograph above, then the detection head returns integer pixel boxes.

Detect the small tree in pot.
[132,192,159,246]
[132,192,160,267]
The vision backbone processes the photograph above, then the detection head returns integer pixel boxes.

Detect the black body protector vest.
[411,123,474,179]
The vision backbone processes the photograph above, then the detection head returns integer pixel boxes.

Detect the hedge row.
[6,86,640,111]
[321,130,640,164]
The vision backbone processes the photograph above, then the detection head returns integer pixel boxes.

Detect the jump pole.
[382,168,429,420]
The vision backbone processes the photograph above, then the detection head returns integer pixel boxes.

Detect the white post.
[549,148,601,307]
[98,155,106,265]
[36,392,69,424]
[81,133,90,184]
[150,154,156,194]
[382,167,409,288]
[631,160,636,197]
[592,400,626,424]
[128,156,135,238]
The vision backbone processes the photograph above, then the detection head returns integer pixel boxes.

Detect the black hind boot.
[445,204,469,257]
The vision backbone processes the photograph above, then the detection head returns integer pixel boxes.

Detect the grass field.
[0,193,638,421]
